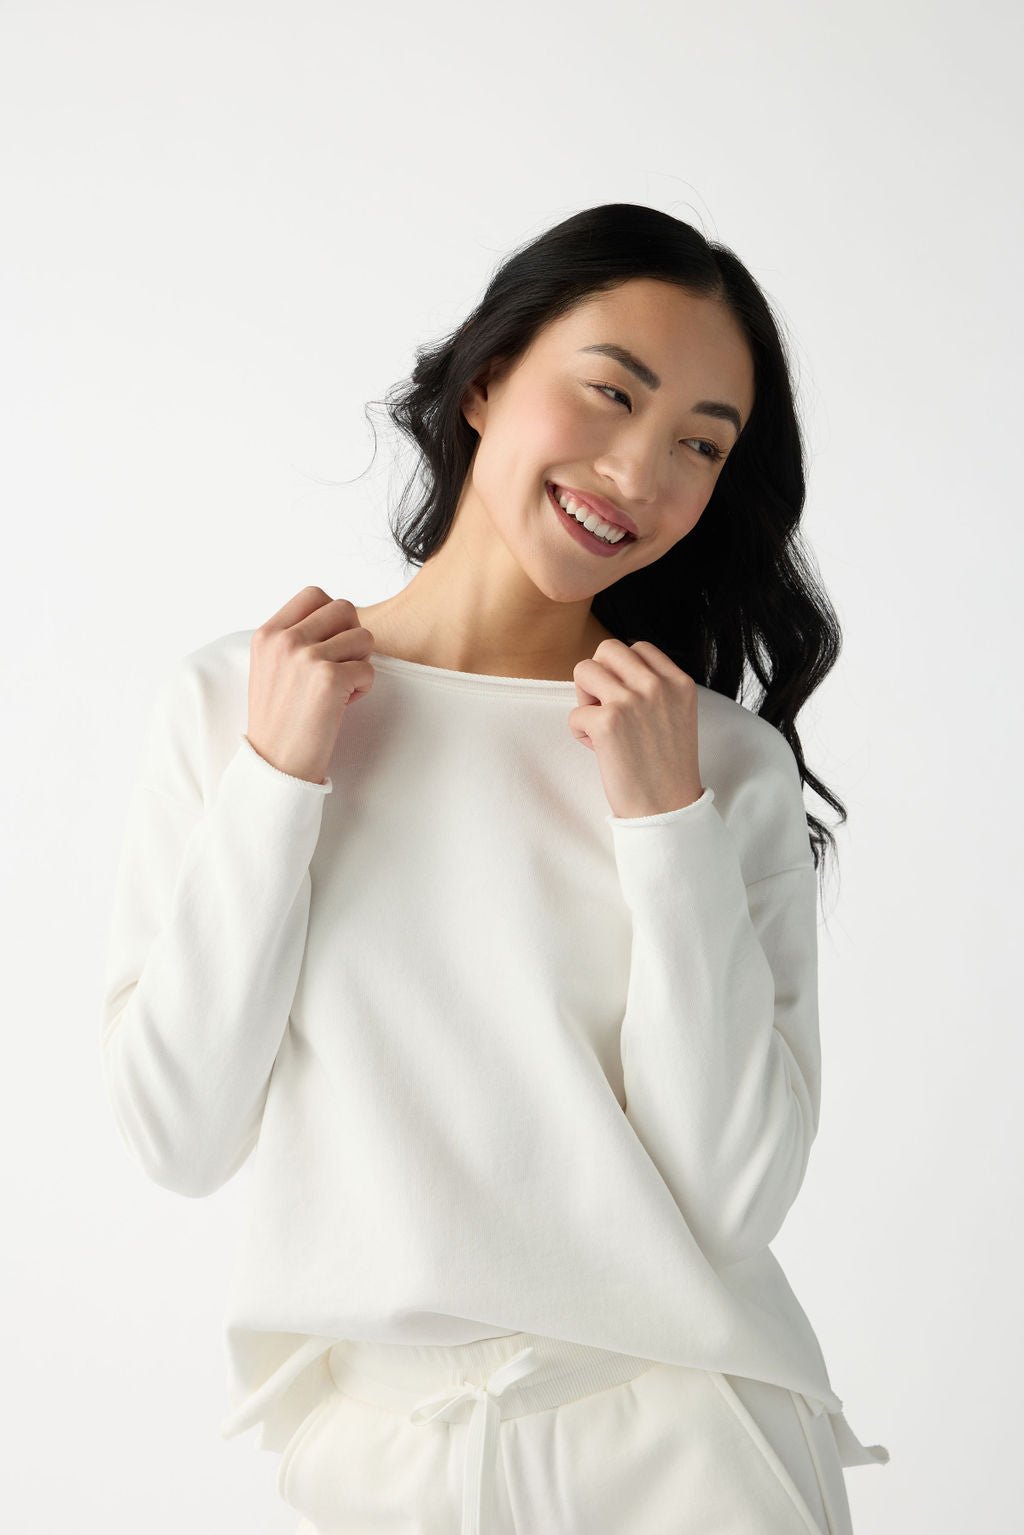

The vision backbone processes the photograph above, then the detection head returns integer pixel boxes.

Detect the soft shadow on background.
[1,1,1019,1530]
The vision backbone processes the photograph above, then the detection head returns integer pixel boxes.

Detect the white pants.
[275,1330,857,1534]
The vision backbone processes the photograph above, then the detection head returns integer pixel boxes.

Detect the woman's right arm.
[98,669,333,1198]
[99,590,375,1198]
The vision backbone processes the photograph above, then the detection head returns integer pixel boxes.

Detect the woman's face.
[459,278,756,603]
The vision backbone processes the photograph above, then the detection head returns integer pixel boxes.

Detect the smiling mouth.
[547,483,637,545]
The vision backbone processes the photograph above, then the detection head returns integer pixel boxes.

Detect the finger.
[586,638,661,686]
[626,640,691,681]
[259,585,335,633]
[573,648,645,700]
[573,673,601,707]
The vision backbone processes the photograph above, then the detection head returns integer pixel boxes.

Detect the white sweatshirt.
[99,628,889,1469]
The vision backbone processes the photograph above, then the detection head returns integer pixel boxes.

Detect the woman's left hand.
[568,638,705,819]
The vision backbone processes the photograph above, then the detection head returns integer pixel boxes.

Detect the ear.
[461,375,487,433]
[462,353,516,429]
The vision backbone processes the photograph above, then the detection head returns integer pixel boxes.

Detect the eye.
[589,383,725,463]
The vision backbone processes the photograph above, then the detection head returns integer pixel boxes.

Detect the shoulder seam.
[745,862,815,890]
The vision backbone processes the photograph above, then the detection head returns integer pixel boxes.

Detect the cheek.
[631,496,712,567]
[655,500,711,556]
[524,384,590,450]
[476,395,582,491]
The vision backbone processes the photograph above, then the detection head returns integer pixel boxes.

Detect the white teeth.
[554,487,628,544]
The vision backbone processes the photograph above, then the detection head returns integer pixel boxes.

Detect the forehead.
[537,279,754,409]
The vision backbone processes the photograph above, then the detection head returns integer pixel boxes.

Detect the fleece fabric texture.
[99,628,888,1469]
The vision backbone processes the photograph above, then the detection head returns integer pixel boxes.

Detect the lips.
[549,483,639,539]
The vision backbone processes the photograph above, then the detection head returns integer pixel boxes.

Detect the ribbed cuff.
[239,733,333,794]
[605,785,715,827]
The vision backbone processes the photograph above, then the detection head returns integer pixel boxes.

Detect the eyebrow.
[577,343,745,439]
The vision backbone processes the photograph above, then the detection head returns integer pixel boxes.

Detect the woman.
[100,203,890,1534]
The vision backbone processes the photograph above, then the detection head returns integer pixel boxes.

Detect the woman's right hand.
[246,587,376,785]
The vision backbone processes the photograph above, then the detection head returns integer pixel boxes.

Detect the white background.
[2,1,1019,1530]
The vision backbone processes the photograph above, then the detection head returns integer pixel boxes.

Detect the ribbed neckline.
[369,650,579,698]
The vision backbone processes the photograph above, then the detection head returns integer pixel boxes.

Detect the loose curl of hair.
[358,202,846,894]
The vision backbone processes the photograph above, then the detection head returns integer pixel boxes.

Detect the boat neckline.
[368,650,580,694]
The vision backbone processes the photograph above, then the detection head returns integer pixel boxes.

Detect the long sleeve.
[99,657,333,1198]
[606,749,819,1271]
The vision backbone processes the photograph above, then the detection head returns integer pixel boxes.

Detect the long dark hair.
[361,203,846,892]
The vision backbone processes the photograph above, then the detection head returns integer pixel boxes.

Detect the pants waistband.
[328,1330,658,1420]
[327,1331,661,1535]
[333,1326,660,1418]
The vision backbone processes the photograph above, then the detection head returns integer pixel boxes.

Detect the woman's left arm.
[571,638,821,1271]
[606,780,820,1272]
